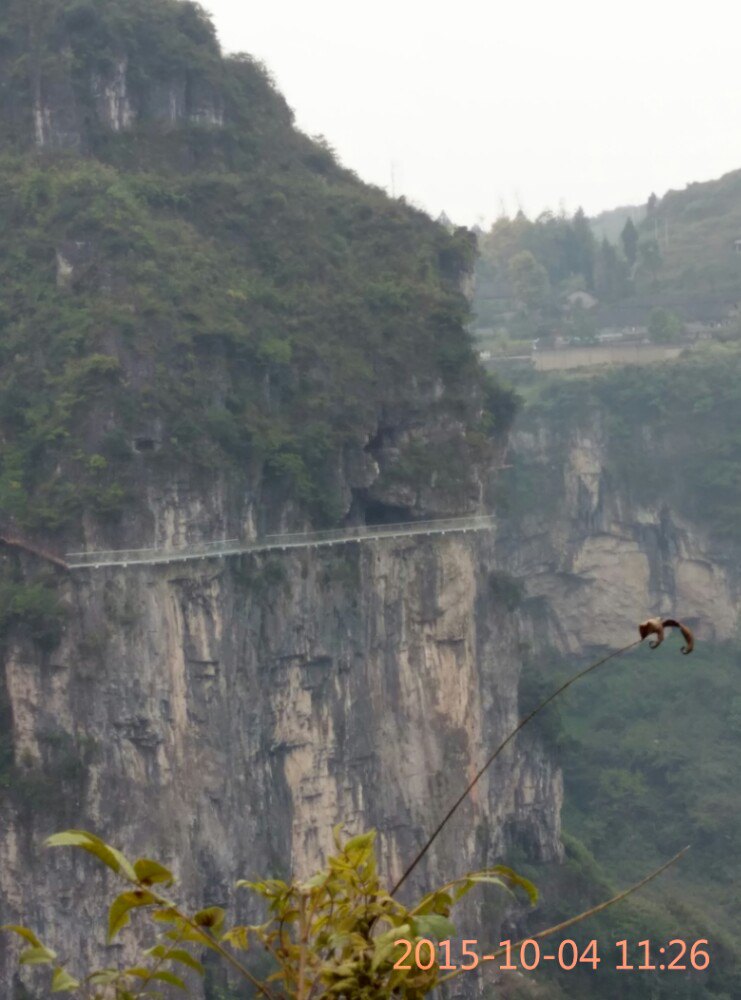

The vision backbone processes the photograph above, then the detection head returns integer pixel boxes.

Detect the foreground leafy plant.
[2,827,536,998]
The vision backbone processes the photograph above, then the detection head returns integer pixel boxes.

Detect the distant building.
[733,238,741,254]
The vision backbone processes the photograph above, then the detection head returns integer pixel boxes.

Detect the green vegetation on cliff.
[638,168,741,297]
[517,346,741,539]
[0,0,513,546]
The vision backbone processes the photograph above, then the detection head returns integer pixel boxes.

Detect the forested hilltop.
[474,167,741,353]
[0,0,513,553]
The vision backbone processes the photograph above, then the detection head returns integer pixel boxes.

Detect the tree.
[507,250,550,311]
[571,207,597,290]
[638,238,662,286]
[594,238,629,302]
[648,308,683,343]
[620,218,639,267]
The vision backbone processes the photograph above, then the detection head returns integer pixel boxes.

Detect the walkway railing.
[66,515,496,569]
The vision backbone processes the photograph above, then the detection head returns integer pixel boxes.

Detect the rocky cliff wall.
[0,504,563,996]
[496,416,740,653]
[2,1,227,153]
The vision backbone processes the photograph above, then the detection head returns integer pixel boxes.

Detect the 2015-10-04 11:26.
[392,937,711,972]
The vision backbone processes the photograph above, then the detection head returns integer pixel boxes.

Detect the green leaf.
[193,907,226,933]
[0,925,42,948]
[134,858,174,886]
[411,913,457,939]
[370,925,411,972]
[45,830,137,882]
[151,971,187,989]
[164,926,218,951]
[332,822,345,850]
[44,830,105,848]
[108,890,157,940]
[462,874,506,889]
[326,977,359,994]
[145,945,204,974]
[410,889,453,916]
[491,865,538,904]
[343,831,376,853]
[88,969,120,986]
[463,868,537,904]
[51,967,81,992]
[298,871,327,891]
[236,878,289,896]
[330,962,358,977]
[126,968,186,989]
[221,926,249,950]
[20,944,57,965]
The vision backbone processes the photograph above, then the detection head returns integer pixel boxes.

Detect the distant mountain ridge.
[635,166,741,297]
[590,165,741,297]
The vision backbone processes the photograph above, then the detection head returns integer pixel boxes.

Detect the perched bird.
[639,617,694,655]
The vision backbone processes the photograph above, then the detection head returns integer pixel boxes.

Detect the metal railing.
[66,515,496,570]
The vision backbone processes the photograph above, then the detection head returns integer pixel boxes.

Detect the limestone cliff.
[0,504,563,996]
[496,406,740,653]
[1,0,226,152]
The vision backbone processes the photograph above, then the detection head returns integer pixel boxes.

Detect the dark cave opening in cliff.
[347,488,416,526]
[362,499,415,526]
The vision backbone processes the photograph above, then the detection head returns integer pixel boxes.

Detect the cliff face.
[0,494,563,995]
[497,411,740,652]
[30,38,225,152]
[1,0,226,152]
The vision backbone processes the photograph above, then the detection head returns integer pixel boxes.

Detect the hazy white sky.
[202,0,741,226]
